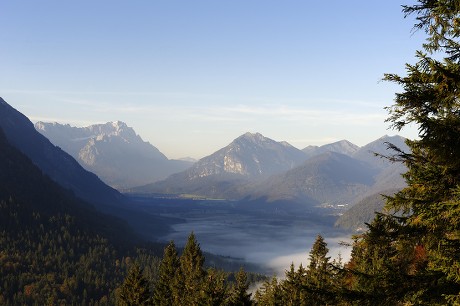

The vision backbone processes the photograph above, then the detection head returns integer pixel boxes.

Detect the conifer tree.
[254,276,281,306]
[280,263,305,306]
[227,267,253,306]
[307,235,330,286]
[117,264,152,306]
[346,1,460,304]
[152,241,180,306]
[178,232,207,305]
[202,268,228,306]
[303,234,335,305]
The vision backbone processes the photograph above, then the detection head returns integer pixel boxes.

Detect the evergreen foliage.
[227,267,253,306]
[0,127,147,304]
[254,276,282,306]
[117,264,152,306]
[152,241,180,306]
[341,0,460,304]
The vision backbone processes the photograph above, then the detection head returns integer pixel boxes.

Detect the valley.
[125,194,351,275]
[0,97,409,302]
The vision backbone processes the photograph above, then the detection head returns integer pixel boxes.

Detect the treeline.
[0,196,155,304]
[118,233,255,305]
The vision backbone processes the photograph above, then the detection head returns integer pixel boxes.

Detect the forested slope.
[0,127,156,304]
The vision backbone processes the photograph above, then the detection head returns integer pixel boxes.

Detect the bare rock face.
[138,132,309,199]
[35,121,193,189]
[184,132,308,180]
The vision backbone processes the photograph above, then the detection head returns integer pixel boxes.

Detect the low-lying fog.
[128,196,352,276]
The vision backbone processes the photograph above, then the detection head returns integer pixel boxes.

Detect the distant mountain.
[135,132,308,198]
[246,136,408,206]
[335,188,401,232]
[35,121,193,189]
[333,136,409,231]
[352,135,409,169]
[302,140,359,159]
[0,97,124,210]
[246,151,378,205]
[178,157,198,163]
[137,134,410,205]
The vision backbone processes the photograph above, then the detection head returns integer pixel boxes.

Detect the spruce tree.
[117,264,152,306]
[307,235,330,285]
[346,1,460,304]
[178,232,207,305]
[227,267,253,306]
[303,235,334,305]
[254,276,281,306]
[152,241,180,306]
[280,263,305,306]
[202,268,228,306]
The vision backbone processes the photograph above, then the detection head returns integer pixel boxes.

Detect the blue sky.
[1,1,423,159]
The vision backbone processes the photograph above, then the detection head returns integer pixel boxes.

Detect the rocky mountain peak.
[87,121,134,139]
[238,132,266,142]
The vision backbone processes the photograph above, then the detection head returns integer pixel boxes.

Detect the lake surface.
[125,195,352,276]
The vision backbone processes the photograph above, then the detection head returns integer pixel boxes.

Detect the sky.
[1,1,425,159]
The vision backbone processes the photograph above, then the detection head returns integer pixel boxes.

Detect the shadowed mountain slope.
[246,151,379,205]
[0,97,125,210]
[335,188,401,231]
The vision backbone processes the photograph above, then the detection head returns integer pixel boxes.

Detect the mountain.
[135,132,308,198]
[137,134,409,205]
[245,136,408,207]
[0,97,125,210]
[302,140,359,159]
[35,121,193,189]
[0,125,145,303]
[332,136,410,231]
[352,135,409,169]
[246,151,379,205]
[334,188,401,232]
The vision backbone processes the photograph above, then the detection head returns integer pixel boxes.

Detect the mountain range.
[135,132,308,198]
[35,121,193,189]
[2,96,410,232]
[302,140,359,159]
[136,132,409,211]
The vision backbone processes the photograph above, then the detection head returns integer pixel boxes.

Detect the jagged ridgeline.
[35,121,193,189]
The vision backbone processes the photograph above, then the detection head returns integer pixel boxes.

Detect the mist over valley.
[25,103,409,275]
[0,97,406,274]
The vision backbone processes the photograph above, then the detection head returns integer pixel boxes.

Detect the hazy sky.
[1,1,424,159]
